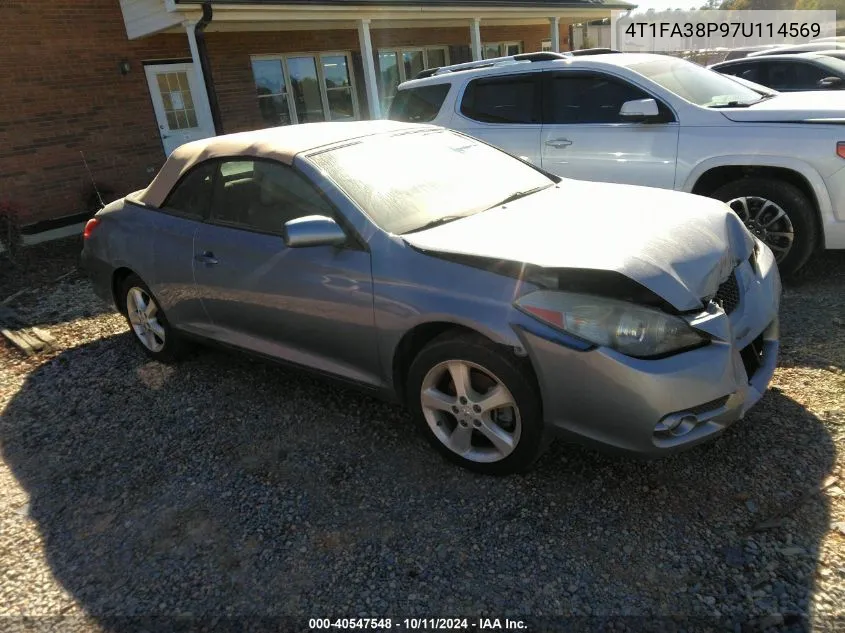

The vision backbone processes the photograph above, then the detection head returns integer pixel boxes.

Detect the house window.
[377,46,450,112]
[541,40,553,52]
[482,42,523,59]
[251,53,359,127]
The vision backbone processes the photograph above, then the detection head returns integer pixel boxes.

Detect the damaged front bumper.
[515,241,782,456]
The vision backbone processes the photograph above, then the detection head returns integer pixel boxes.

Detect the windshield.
[308,129,554,235]
[630,57,764,107]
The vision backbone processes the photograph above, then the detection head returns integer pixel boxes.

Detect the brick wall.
[0,0,188,225]
[205,23,570,135]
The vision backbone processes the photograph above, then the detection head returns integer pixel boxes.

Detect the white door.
[540,71,679,189]
[145,63,215,156]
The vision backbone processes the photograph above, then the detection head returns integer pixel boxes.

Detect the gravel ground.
[0,245,844,632]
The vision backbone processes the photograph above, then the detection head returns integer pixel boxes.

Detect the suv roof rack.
[567,48,621,56]
[415,51,569,79]
[413,49,621,79]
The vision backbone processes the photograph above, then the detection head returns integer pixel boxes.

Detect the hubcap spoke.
[730,197,750,222]
[478,418,515,455]
[753,199,776,223]
[475,384,514,414]
[446,361,474,399]
[421,387,457,412]
[129,288,147,314]
[148,320,166,341]
[761,207,786,227]
[448,424,474,455]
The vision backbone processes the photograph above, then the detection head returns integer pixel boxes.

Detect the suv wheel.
[711,178,818,276]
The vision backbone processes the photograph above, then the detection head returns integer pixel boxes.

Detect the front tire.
[710,178,818,276]
[406,332,547,475]
[120,274,188,362]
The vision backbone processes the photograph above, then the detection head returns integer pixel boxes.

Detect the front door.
[145,63,215,156]
[192,157,381,388]
[540,71,679,190]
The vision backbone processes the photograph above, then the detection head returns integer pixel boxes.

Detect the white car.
[389,51,845,275]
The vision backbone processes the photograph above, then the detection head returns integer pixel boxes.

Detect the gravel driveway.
[1,239,844,632]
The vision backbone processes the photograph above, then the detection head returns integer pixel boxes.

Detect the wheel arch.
[390,320,536,406]
[683,158,832,247]
[111,266,138,315]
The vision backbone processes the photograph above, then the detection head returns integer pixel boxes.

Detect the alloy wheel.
[726,195,794,263]
[419,360,522,463]
[126,287,166,353]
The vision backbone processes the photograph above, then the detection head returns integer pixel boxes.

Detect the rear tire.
[406,331,548,475]
[120,274,189,363]
[710,178,818,276]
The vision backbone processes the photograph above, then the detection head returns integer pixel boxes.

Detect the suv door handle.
[195,251,219,265]
[545,138,573,149]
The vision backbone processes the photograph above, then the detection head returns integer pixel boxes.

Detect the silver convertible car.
[81,121,781,475]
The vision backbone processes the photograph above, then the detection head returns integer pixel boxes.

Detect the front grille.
[740,334,765,381]
[713,272,740,314]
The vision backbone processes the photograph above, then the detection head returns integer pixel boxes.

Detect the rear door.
[192,158,381,386]
[540,70,679,189]
[446,72,543,165]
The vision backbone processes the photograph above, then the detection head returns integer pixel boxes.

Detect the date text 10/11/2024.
[308,618,528,630]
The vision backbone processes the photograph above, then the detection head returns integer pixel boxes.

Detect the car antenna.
[80,150,105,210]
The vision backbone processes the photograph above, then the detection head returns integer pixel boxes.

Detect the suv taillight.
[83,218,100,239]
[837,142,845,159]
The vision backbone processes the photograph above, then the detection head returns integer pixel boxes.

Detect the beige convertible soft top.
[135,120,425,208]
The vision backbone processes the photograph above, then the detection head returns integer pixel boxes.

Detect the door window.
[251,53,359,126]
[718,63,762,83]
[210,160,334,235]
[547,74,672,124]
[460,75,540,124]
[162,162,216,218]
[765,61,830,90]
[156,71,198,130]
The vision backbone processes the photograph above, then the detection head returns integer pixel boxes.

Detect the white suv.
[388,51,845,275]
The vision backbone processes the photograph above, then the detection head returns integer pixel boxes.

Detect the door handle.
[195,251,219,265]
[545,138,573,149]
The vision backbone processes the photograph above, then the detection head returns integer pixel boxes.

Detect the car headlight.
[515,290,709,358]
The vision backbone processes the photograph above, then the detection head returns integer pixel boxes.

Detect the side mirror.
[619,98,661,121]
[818,76,843,89]
[283,215,347,248]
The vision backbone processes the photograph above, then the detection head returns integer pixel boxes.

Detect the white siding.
[119,0,185,39]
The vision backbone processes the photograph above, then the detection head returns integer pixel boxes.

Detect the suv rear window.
[460,76,539,124]
[388,84,450,122]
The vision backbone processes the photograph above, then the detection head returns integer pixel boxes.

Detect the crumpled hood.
[719,91,845,123]
[402,180,755,312]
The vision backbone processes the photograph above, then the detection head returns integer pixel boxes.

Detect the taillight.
[83,218,100,239]
[837,142,845,159]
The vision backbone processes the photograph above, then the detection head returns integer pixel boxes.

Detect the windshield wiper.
[488,184,553,209]
[403,215,469,234]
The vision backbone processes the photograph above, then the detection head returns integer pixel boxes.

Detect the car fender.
[679,155,835,225]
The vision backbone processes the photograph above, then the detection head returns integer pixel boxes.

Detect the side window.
[547,74,672,124]
[389,84,451,122]
[162,162,216,218]
[210,159,334,234]
[766,62,828,90]
[460,75,539,124]
[720,63,761,83]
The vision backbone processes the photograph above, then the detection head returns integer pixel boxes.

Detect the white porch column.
[357,19,382,120]
[184,20,215,133]
[549,17,561,53]
[470,18,482,61]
